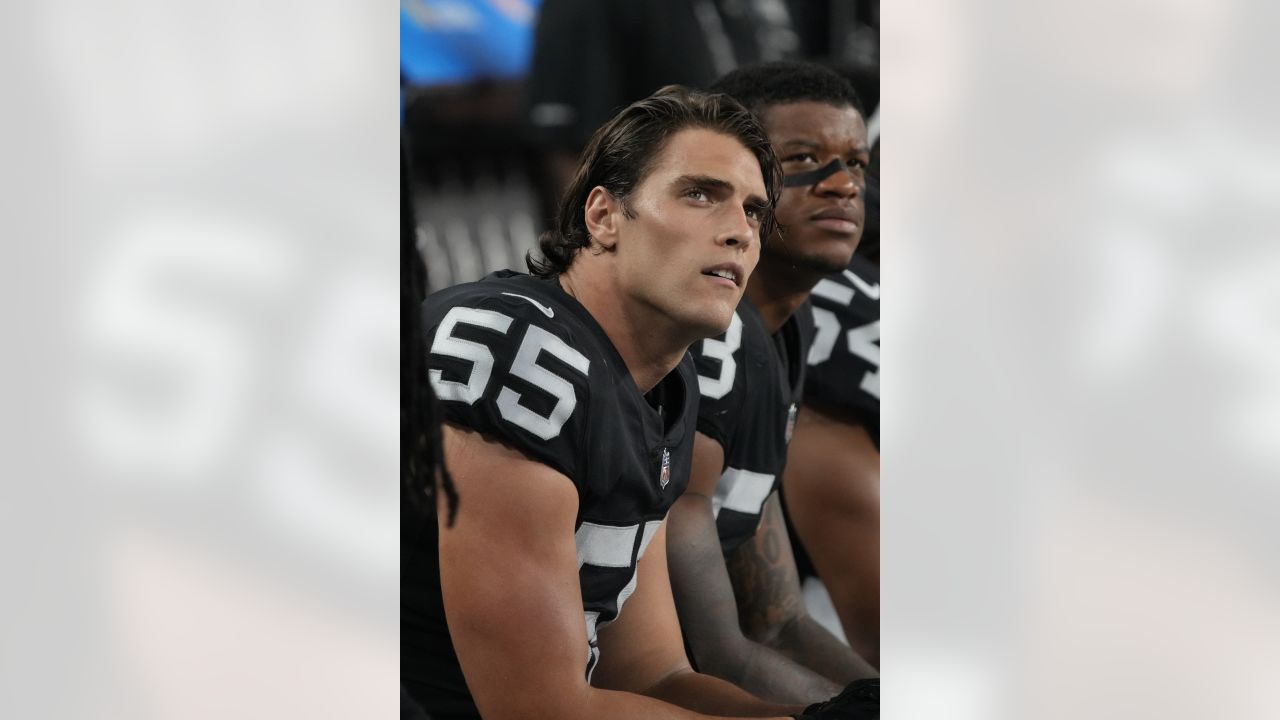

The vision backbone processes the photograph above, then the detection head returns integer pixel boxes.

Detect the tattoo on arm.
[726,492,876,682]
[725,492,802,640]
[667,474,843,703]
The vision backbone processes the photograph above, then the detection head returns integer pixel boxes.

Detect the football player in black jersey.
[783,145,882,667]
[668,62,879,705]
[402,86,862,720]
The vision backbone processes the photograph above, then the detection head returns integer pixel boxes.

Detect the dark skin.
[667,101,876,703]
[782,406,880,665]
[748,102,871,334]
[757,103,880,665]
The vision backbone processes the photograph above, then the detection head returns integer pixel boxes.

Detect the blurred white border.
[3,3,398,717]
[884,2,1280,718]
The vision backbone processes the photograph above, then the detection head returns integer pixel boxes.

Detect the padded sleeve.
[690,310,748,460]
[422,292,593,487]
[805,259,880,431]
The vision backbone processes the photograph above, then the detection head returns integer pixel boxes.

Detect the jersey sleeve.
[805,260,880,431]
[422,291,594,487]
[689,311,748,455]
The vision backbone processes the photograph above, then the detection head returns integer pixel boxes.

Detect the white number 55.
[429,306,590,440]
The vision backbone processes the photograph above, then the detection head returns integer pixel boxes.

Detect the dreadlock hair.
[528,85,782,277]
[708,60,865,119]
[402,138,459,526]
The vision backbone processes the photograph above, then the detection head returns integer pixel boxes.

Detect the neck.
[745,256,823,335]
[560,266,692,394]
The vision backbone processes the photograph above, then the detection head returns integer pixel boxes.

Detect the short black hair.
[708,61,865,118]
[529,85,781,277]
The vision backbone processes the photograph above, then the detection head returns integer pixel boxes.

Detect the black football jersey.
[805,254,880,441]
[402,271,697,719]
[691,297,812,554]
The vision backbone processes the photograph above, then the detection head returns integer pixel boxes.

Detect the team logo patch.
[785,403,798,444]
[659,448,671,490]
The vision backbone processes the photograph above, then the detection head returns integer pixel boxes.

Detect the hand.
[792,678,879,719]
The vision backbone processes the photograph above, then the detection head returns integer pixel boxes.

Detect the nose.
[718,204,756,250]
[814,162,860,199]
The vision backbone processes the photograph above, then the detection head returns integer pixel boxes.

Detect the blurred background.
[401,0,879,290]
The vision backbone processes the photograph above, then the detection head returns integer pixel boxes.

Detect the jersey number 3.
[429,306,590,440]
[697,312,744,400]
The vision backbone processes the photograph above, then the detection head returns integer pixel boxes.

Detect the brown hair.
[528,85,781,276]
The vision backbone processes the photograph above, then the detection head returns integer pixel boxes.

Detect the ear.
[583,186,621,250]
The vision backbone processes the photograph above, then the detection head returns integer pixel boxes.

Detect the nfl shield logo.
[659,448,671,490]
[785,403,798,444]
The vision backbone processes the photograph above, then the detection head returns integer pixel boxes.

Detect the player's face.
[763,102,869,274]
[615,128,767,338]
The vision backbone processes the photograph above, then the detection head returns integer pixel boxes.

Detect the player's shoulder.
[805,255,881,423]
[422,271,610,479]
[846,253,879,286]
[425,271,590,337]
[811,255,879,309]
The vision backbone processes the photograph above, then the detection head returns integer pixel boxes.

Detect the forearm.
[640,668,801,718]
[673,573,843,703]
[764,614,878,683]
[730,639,844,704]
[724,493,875,689]
[667,494,839,704]
[784,410,882,668]
[795,530,880,669]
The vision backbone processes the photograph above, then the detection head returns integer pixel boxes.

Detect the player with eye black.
[402,86,876,720]
[782,142,881,667]
[667,61,879,708]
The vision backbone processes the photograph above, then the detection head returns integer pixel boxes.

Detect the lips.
[701,262,744,288]
[809,205,861,235]
[810,206,860,224]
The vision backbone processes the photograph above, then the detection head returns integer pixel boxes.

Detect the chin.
[767,247,851,276]
[770,232,857,271]
[677,299,736,341]
[709,302,738,335]
[815,236,860,269]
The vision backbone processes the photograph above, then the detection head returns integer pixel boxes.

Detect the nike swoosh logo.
[501,292,555,318]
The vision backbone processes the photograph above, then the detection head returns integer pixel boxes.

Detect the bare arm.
[439,424,790,720]
[726,491,877,681]
[780,406,880,666]
[666,431,845,705]
[593,522,800,718]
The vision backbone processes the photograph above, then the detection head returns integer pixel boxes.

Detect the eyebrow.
[779,139,822,150]
[674,174,768,210]
[780,138,871,156]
